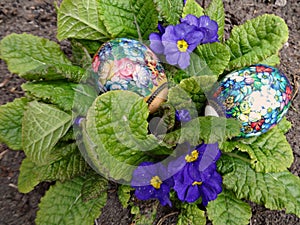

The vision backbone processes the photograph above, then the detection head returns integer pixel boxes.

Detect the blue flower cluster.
[149,15,219,69]
[131,110,223,207]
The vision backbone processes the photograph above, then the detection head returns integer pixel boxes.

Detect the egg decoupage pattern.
[92,38,168,109]
[213,64,292,137]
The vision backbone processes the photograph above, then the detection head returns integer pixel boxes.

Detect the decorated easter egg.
[92,38,168,113]
[212,64,292,137]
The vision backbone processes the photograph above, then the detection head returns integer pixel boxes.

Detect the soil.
[0,0,299,225]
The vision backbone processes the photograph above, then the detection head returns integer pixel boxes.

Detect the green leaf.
[205,0,225,42]
[18,143,89,193]
[162,116,241,147]
[98,0,158,39]
[218,154,300,217]
[57,0,110,41]
[153,0,183,25]
[70,39,93,69]
[21,64,86,83]
[167,76,217,116]
[177,204,206,225]
[36,176,107,225]
[132,202,158,225]
[72,83,99,117]
[22,81,77,111]
[22,101,72,165]
[276,117,292,134]
[0,33,72,75]
[187,42,230,77]
[258,54,280,66]
[221,125,294,173]
[131,0,159,40]
[81,173,108,202]
[118,185,133,208]
[207,189,252,225]
[84,91,157,182]
[17,158,40,193]
[0,97,28,150]
[225,14,289,70]
[182,0,204,18]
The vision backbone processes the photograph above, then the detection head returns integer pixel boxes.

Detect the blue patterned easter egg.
[212,64,292,137]
[92,38,168,113]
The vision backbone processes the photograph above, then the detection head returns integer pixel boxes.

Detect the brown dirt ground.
[0,0,299,224]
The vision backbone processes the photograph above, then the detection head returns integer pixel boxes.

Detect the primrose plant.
[0,0,299,224]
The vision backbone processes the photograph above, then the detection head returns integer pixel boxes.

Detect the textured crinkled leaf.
[132,202,158,225]
[177,204,206,225]
[118,185,133,208]
[98,0,158,39]
[72,83,99,117]
[182,0,204,18]
[276,117,292,134]
[17,158,40,193]
[207,189,252,225]
[42,143,89,180]
[153,0,183,25]
[220,123,294,173]
[21,64,86,83]
[84,91,157,182]
[57,0,109,41]
[0,33,72,75]
[162,117,240,147]
[187,43,230,77]
[225,14,288,70]
[36,176,107,225]
[18,143,89,193]
[205,0,225,42]
[166,76,217,119]
[81,173,108,202]
[218,155,300,217]
[131,0,159,40]
[0,97,28,150]
[70,39,93,69]
[22,101,72,165]
[22,81,77,111]
[258,54,280,66]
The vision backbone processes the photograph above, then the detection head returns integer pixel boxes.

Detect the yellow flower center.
[192,181,203,186]
[185,150,199,163]
[150,176,162,189]
[177,39,189,52]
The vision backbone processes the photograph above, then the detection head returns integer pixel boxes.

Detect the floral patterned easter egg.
[212,64,292,138]
[92,38,168,113]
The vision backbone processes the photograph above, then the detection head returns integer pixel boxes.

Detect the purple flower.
[168,142,222,205]
[131,162,174,206]
[181,15,219,44]
[149,23,165,54]
[161,23,204,69]
[175,109,191,122]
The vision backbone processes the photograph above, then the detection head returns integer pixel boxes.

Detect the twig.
[156,211,178,225]
[0,150,8,160]
[8,183,18,189]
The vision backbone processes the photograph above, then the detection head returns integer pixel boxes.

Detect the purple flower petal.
[170,142,223,205]
[185,184,201,203]
[149,33,164,54]
[200,171,223,206]
[181,14,199,27]
[177,51,191,69]
[175,109,191,122]
[131,162,174,206]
